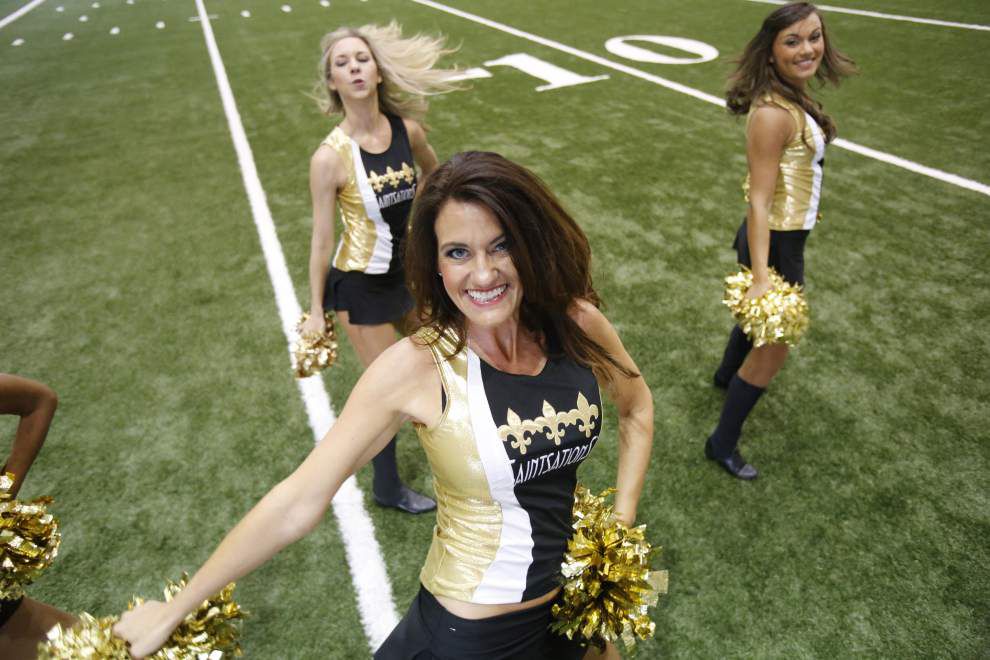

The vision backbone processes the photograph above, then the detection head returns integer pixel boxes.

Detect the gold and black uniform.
[375,327,599,658]
[743,93,826,232]
[320,113,417,324]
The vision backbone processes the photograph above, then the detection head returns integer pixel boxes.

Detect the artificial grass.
[2,0,988,657]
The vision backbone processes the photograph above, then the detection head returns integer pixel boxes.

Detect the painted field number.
[455,34,719,91]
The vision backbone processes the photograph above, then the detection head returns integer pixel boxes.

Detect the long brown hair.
[726,2,857,142]
[405,151,637,383]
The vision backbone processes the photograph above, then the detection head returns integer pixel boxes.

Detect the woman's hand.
[301,311,327,337]
[113,600,178,659]
[744,278,773,300]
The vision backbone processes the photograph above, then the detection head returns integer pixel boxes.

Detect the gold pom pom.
[0,472,61,600]
[292,312,338,378]
[39,574,245,659]
[722,266,809,348]
[550,485,668,650]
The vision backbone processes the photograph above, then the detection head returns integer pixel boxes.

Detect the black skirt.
[375,585,588,660]
[324,267,414,326]
[733,219,809,286]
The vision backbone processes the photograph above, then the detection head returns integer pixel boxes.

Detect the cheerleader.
[0,375,76,659]
[114,152,652,659]
[707,2,856,479]
[301,23,458,512]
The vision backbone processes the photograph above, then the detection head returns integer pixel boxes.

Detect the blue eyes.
[443,241,509,260]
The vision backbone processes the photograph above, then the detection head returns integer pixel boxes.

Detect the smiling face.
[435,200,522,331]
[327,36,382,100]
[770,12,824,88]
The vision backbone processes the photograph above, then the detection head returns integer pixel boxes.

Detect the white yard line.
[0,0,46,30]
[193,0,399,651]
[743,0,990,32]
[411,0,990,199]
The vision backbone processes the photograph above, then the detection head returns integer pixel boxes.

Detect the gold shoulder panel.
[320,127,377,271]
[743,94,824,231]
[414,328,503,602]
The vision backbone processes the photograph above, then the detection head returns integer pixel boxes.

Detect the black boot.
[713,326,752,389]
[705,374,764,480]
[372,438,436,514]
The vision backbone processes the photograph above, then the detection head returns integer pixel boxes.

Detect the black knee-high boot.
[372,437,436,514]
[705,374,764,479]
[714,326,753,389]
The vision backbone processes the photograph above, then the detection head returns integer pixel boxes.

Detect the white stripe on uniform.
[349,139,395,274]
[466,349,535,604]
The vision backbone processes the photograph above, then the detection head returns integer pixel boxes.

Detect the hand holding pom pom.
[39,575,245,659]
[0,472,61,600]
[292,311,338,378]
[723,266,809,347]
[550,485,667,650]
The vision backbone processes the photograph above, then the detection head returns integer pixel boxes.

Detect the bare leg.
[0,597,77,660]
[336,312,435,513]
[737,343,789,388]
[0,374,58,498]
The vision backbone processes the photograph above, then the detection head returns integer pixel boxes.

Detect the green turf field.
[2,0,988,657]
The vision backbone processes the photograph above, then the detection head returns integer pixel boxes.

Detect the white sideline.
[743,0,990,32]
[0,0,46,30]
[193,0,399,651]
[410,0,990,199]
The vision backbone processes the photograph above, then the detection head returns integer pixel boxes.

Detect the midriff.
[434,586,560,620]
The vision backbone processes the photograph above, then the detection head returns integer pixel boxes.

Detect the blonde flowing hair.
[314,21,460,122]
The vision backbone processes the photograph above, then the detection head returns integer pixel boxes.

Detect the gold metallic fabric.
[722,266,810,347]
[414,327,503,603]
[743,94,825,231]
[551,485,667,650]
[39,575,244,659]
[0,472,60,600]
[322,127,378,272]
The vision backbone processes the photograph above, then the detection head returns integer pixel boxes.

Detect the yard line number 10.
[452,35,719,92]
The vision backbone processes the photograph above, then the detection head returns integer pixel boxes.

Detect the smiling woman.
[707,2,857,479]
[113,152,654,659]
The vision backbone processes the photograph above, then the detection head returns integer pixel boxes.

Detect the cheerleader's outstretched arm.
[113,338,440,658]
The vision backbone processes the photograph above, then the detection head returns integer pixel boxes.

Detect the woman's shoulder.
[311,129,351,184]
[747,101,797,145]
[567,299,610,335]
[364,334,440,386]
[399,116,428,148]
[316,123,351,155]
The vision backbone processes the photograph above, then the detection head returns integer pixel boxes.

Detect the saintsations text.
[511,436,598,485]
[377,185,416,210]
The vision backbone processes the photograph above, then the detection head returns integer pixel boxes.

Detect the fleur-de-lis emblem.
[368,163,415,193]
[498,408,543,455]
[497,393,600,455]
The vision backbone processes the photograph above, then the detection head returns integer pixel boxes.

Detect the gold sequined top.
[413,327,602,604]
[743,93,826,231]
[320,114,416,274]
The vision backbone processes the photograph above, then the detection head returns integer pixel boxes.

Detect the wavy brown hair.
[726,2,857,142]
[405,151,637,384]
[314,21,460,123]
